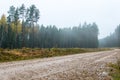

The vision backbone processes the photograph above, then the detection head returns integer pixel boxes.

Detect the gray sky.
[0,0,120,39]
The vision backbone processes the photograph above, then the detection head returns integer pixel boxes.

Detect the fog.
[0,0,120,39]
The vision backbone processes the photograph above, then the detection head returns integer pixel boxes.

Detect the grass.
[108,58,120,80]
[0,48,111,63]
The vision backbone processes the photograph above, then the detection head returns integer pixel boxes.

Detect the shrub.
[108,58,120,80]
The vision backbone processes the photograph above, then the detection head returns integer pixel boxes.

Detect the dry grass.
[108,57,120,80]
[0,48,111,62]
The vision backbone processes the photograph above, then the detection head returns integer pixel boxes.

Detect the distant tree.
[0,14,7,25]
[26,5,40,48]
[0,4,100,49]
[19,4,26,47]
[0,15,7,48]
[14,8,20,48]
[8,6,15,22]
[91,23,99,48]
[115,25,120,47]
[99,25,120,47]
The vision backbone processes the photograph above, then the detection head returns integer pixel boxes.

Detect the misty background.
[0,0,120,39]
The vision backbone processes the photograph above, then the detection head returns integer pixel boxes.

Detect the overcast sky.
[0,0,120,39]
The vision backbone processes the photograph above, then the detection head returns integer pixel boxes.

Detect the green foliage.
[37,23,99,48]
[99,25,120,48]
[109,58,120,80]
[0,4,99,49]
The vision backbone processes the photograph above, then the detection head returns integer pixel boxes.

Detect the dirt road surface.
[0,49,119,80]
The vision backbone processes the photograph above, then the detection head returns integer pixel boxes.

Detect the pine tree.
[19,4,26,47]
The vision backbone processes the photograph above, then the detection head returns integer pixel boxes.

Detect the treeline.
[38,23,99,48]
[0,4,99,49]
[99,25,120,47]
[0,4,40,48]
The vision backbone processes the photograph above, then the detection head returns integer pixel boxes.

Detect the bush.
[109,58,120,80]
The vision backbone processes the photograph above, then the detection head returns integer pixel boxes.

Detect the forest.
[0,4,119,49]
[0,4,99,49]
[99,25,120,47]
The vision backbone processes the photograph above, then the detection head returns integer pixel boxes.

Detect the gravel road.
[0,49,119,80]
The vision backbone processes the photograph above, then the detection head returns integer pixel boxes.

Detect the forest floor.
[0,49,119,80]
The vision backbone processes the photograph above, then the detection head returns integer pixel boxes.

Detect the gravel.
[0,49,119,80]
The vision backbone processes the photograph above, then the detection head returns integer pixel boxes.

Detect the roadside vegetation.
[0,48,110,62]
[108,57,120,80]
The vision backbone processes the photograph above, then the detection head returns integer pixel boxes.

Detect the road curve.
[0,49,119,80]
